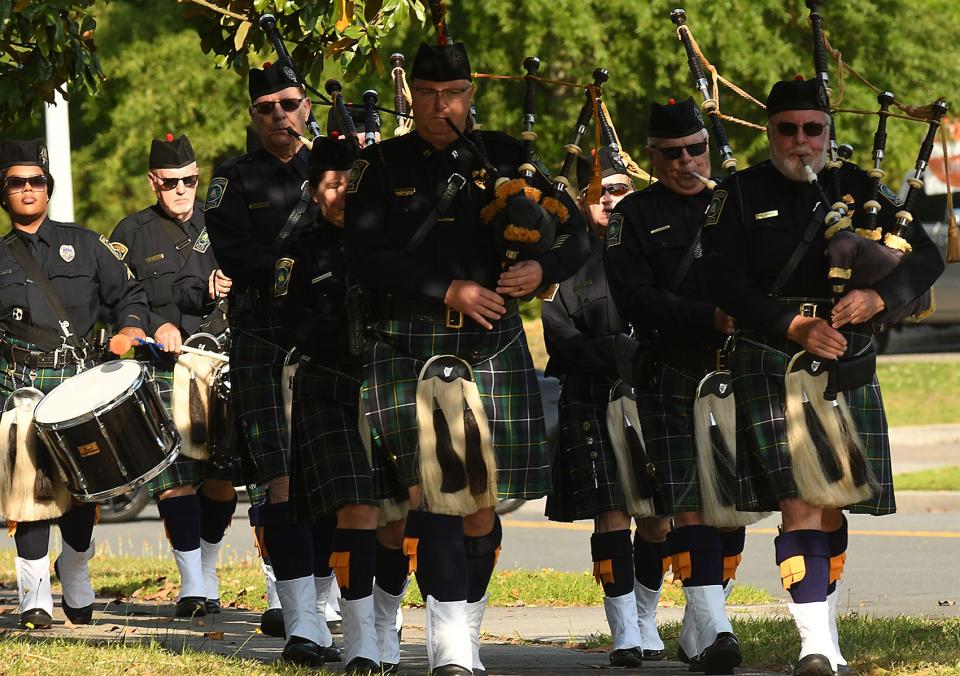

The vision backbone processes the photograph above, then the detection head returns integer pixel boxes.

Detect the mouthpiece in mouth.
[286,128,313,150]
[802,163,818,184]
[689,171,717,190]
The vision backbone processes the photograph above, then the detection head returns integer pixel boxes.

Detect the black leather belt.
[772,296,834,320]
[3,344,81,369]
[372,297,519,328]
[653,344,720,376]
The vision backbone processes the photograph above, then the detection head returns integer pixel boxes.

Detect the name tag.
[249,201,271,210]
[649,225,671,234]
[311,271,332,284]
[394,187,416,197]
[754,210,779,220]
[145,253,165,264]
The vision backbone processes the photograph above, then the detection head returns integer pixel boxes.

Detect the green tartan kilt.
[229,327,293,485]
[143,363,238,498]
[290,356,376,521]
[731,330,894,515]
[360,316,549,501]
[633,362,704,515]
[545,373,627,522]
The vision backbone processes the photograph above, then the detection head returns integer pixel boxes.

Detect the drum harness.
[2,233,93,371]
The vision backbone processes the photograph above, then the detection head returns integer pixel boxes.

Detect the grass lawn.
[895,466,960,491]
[877,361,960,427]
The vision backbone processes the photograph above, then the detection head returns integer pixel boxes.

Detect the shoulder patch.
[704,189,728,227]
[99,235,124,260]
[347,159,369,194]
[204,177,228,211]
[110,241,129,260]
[606,213,624,248]
[878,182,902,206]
[193,227,211,254]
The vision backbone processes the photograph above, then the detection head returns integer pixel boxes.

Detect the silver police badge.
[59,244,75,262]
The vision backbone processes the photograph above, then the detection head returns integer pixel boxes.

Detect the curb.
[889,423,960,448]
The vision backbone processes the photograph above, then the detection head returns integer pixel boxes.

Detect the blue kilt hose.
[143,357,238,498]
[634,360,705,515]
[731,329,894,515]
[290,355,375,520]
[360,315,549,501]
[229,325,293,485]
[545,373,627,522]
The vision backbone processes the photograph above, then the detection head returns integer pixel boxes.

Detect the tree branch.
[178,0,249,22]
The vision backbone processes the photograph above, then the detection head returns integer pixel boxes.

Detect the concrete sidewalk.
[0,592,784,674]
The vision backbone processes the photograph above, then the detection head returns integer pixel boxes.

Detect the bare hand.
[714,308,735,335]
[208,268,232,299]
[495,260,544,298]
[786,315,847,359]
[444,280,506,330]
[153,322,183,353]
[832,289,885,329]
[117,326,147,343]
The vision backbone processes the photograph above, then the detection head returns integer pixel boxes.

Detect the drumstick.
[108,334,229,362]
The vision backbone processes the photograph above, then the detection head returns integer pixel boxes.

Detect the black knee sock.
[157,494,201,552]
[375,541,409,596]
[58,503,96,552]
[259,502,314,581]
[14,521,50,560]
[719,527,746,586]
[590,529,635,597]
[633,533,668,590]
[667,525,723,587]
[198,490,237,544]
[464,515,502,603]
[331,528,378,600]
[775,529,830,604]
[311,515,336,577]
[404,511,466,602]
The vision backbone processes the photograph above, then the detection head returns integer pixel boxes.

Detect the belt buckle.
[445,305,464,329]
[800,302,818,318]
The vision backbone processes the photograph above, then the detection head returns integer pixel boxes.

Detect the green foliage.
[0,0,104,128]
[895,465,960,491]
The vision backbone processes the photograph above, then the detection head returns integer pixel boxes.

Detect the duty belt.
[3,343,86,369]
[372,297,519,328]
[652,343,721,377]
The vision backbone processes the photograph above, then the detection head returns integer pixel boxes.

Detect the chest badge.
[606,213,624,248]
[274,257,294,297]
[59,244,75,262]
[193,228,211,254]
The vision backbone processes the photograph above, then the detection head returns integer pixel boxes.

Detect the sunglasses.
[251,97,306,115]
[775,121,826,138]
[156,175,199,191]
[4,174,48,192]
[652,141,708,160]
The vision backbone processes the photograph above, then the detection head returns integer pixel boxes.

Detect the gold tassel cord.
[941,124,960,263]
[598,100,654,184]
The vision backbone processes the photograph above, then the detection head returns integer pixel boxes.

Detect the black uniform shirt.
[110,202,215,335]
[344,130,589,308]
[0,218,148,349]
[701,160,945,337]
[285,217,353,361]
[542,235,626,379]
[604,182,719,347]
[203,146,313,292]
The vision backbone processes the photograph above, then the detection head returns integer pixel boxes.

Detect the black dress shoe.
[643,648,667,661]
[321,643,342,662]
[61,598,94,625]
[431,666,472,676]
[346,657,381,674]
[609,646,644,667]
[794,654,835,676]
[260,608,285,637]
[19,608,53,629]
[688,652,706,673]
[281,636,325,667]
[175,597,207,618]
[204,598,221,614]
[702,632,742,674]
[381,662,399,675]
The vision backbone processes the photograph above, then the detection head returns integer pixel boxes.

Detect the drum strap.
[3,233,85,352]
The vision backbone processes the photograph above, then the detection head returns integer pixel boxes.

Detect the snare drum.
[33,360,180,501]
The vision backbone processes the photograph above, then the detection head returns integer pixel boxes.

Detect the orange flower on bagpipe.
[504,224,542,243]
[540,197,569,223]
[480,196,507,223]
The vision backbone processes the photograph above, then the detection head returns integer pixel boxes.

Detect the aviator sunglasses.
[579,183,632,199]
[4,174,48,192]
[651,141,708,160]
[775,121,826,137]
[251,97,306,115]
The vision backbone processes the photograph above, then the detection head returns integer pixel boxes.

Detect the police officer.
[701,79,943,676]
[110,134,237,618]
[345,41,589,675]
[543,148,664,668]
[0,138,148,629]
[204,65,339,666]
[605,98,744,673]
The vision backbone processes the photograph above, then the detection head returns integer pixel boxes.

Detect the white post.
[44,90,75,222]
